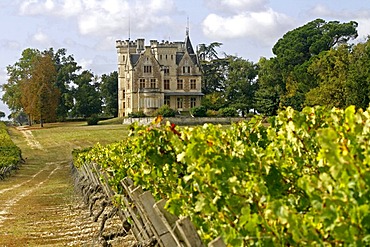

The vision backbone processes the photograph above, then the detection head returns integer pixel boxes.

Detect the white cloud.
[356,18,370,41]
[204,0,268,13]
[202,8,293,45]
[1,40,21,50]
[307,4,370,42]
[308,4,334,17]
[31,30,53,47]
[78,58,93,71]
[17,0,177,37]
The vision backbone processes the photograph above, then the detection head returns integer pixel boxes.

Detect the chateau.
[116,31,203,117]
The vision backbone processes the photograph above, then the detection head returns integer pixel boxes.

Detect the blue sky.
[1,0,370,117]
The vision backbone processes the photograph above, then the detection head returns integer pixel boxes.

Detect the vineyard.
[73,106,370,246]
[0,122,23,179]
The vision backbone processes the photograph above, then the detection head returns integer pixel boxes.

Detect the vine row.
[73,106,370,246]
[0,122,23,179]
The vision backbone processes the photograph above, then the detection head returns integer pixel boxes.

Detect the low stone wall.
[122,117,247,125]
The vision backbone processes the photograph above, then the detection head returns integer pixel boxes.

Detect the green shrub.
[218,107,238,117]
[206,109,218,117]
[87,114,99,125]
[190,106,207,117]
[154,105,176,117]
[128,111,147,118]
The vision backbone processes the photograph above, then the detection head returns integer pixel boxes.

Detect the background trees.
[21,53,60,127]
[100,71,118,117]
[254,18,360,115]
[71,71,102,118]
[1,48,118,124]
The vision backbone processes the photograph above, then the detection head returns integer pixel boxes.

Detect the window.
[177,97,183,108]
[144,65,152,73]
[122,90,125,98]
[139,79,145,89]
[164,79,170,90]
[127,97,131,108]
[171,55,173,60]
[163,67,170,75]
[150,79,156,88]
[177,79,183,90]
[164,96,170,106]
[190,79,196,89]
[127,82,130,90]
[183,66,191,74]
[160,54,162,60]
[190,97,197,108]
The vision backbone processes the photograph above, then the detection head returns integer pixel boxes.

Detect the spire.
[186,16,189,37]
[185,17,195,55]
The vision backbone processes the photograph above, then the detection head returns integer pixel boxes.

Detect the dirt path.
[0,127,130,246]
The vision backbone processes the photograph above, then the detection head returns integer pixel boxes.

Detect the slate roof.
[130,54,140,66]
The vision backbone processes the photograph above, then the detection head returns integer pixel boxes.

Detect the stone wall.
[122,117,247,125]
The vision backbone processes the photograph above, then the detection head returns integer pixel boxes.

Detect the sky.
[1,0,370,117]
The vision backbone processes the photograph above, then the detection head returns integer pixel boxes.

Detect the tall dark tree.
[51,48,81,120]
[224,56,258,116]
[72,71,102,118]
[197,42,223,61]
[201,58,229,94]
[255,57,283,115]
[100,71,118,117]
[197,42,229,95]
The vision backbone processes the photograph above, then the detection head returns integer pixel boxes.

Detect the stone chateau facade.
[116,32,203,117]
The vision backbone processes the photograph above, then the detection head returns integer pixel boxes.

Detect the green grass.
[8,121,130,164]
[98,117,125,125]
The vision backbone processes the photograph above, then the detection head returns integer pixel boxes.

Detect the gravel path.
[0,127,133,246]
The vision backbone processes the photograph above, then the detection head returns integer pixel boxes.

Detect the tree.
[201,92,227,111]
[0,111,5,119]
[197,42,228,95]
[273,19,358,68]
[346,38,370,109]
[1,48,84,121]
[197,42,223,61]
[254,19,358,113]
[305,45,350,108]
[51,48,81,120]
[21,53,60,127]
[2,48,40,113]
[224,56,258,116]
[72,70,102,118]
[201,58,229,94]
[254,57,284,115]
[100,71,118,117]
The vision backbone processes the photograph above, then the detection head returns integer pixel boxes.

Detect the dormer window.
[144,65,152,73]
[183,66,190,74]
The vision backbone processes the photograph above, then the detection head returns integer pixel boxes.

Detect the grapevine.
[74,106,370,246]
